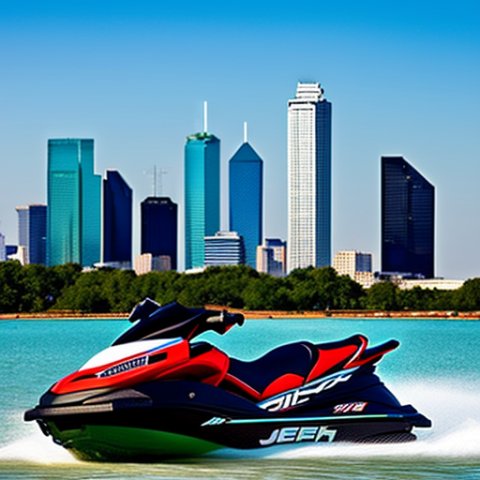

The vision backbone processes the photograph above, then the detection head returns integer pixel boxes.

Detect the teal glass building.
[47,139,101,267]
[184,133,220,269]
[229,142,263,268]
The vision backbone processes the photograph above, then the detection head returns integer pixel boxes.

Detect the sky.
[0,0,479,278]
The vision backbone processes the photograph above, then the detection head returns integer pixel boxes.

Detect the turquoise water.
[1,318,479,479]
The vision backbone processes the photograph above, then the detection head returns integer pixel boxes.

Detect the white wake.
[270,380,480,459]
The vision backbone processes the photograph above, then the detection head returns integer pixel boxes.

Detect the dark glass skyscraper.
[103,170,132,265]
[229,141,263,268]
[381,156,435,278]
[29,205,47,265]
[141,197,178,270]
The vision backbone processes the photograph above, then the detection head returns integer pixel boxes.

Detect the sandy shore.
[1,309,479,320]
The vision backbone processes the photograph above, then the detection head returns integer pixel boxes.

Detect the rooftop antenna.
[203,101,208,133]
[243,121,248,143]
[153,165,157,197]
[158,168,168,196]
[144,166,168,197]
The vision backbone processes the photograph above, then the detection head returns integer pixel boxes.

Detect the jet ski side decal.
[259,425,337,445]
[258,368,358,412]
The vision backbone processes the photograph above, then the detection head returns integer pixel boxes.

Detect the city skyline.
[0,1,479,278]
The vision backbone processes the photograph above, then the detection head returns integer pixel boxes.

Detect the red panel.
[52,340,190,394]
[347,344,397,368]
[306,345,360,382]
[223,373,261,400]
[261,373,304,399]
[160,348,230,386]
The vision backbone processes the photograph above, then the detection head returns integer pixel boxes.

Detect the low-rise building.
[204,231,245,267]
[256,239,287,277]
[398,278,464,290]
[333,250,374,288]
[134,253,171,275]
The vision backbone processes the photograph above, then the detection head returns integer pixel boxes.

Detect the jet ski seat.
[223,342,318,400]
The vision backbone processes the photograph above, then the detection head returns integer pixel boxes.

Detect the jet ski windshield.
[113,298,244,346]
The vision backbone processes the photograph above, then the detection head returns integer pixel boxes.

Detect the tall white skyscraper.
[287,82,332,272]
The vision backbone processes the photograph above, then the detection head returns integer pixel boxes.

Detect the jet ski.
[25,298,431,461]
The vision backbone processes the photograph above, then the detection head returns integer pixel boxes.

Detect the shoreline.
[1,309,479,320]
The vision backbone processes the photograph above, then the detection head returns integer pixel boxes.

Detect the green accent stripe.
[227,413,405,425]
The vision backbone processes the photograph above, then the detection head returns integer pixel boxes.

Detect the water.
[1,317,479,479]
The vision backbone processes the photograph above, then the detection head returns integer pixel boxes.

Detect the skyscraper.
[29,205,47,265]
[103,170,132,267]
[47,139,101,267]
[16,205,47,265]
[141,197,177,270]
[381,156,435,278]
[184,104,220,270]
[287,82,332,272]
[16,206,29,261]
[229,124,263,268]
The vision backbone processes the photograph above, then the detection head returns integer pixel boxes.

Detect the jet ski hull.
[26,380,430,461]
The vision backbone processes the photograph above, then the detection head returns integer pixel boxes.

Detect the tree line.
[0,260,479,314]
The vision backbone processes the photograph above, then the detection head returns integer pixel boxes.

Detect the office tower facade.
[16,205,47,265]
[256,238,287,277]
[16,206,29,262]
[184,132,220,269]
[141,197,177,270]
[29,205,47,265]
[0,232,5,261]
[288,82,332,272]
[381,156,435,278]
[204,231,245,267]
[47,139,101,267]
[229,136,263,268]
[103,170,132,266]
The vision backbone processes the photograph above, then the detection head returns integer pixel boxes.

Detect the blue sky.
[0,1,479,277]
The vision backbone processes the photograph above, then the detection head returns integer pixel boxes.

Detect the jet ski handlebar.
[114,299,244,345]
[205,309,244,331]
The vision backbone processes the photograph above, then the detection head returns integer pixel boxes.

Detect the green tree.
[286,267,364,310]
[101,269,137,312]
[54,270,111,312]
[363,282,399,310]
[20,264,53,312]
[0,261,25,312]
[453,278,480,311]
[243,275,291,310]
